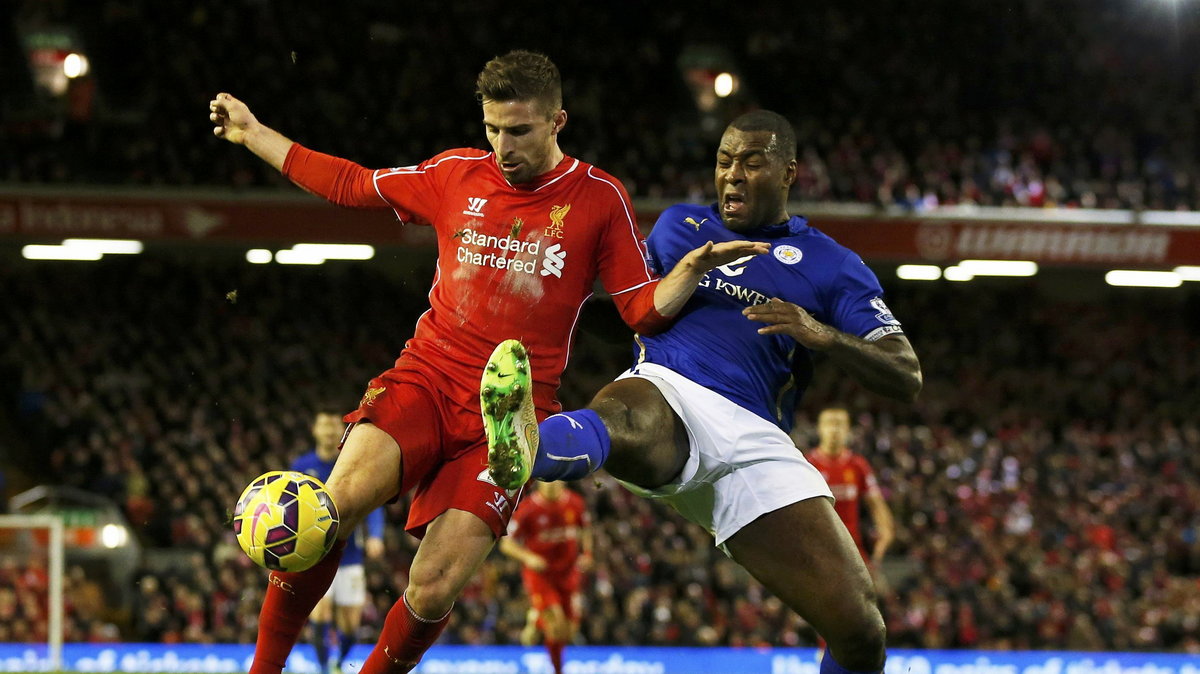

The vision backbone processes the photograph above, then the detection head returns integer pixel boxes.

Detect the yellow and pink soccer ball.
[232,471,339,572]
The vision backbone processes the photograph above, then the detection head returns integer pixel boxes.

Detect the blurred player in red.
[805,407,895,569]
[500,481,591,674]
[209,50,763,674]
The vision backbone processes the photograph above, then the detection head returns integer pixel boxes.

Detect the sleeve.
[282,144,389,208]
[857,455,882,497]
[825,250,905,342]
[589,169,668,334]
[365,507,386,540]
[370,150,470,226]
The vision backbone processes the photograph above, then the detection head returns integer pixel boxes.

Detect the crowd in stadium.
[2,258,1198,652]
[4,0,1200,660]
[3,0,1200,210]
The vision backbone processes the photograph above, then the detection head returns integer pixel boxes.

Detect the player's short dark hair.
[475,50,562,117]
[728,110,797,162]
[313,404,343,420]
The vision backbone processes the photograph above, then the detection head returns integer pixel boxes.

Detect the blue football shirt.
[634,204,904,432]
[290,450,385,566]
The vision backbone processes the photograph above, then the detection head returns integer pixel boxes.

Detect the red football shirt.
[507,488,588,575]
[283,146,663,414]
[806,448,881,553]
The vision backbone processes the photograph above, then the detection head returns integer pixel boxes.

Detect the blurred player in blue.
[484,111,922,674]
[292,409,386,674]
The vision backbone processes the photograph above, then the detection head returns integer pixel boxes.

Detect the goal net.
[0,514,64,672]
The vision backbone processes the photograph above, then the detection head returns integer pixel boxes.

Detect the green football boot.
[481,339,538,490]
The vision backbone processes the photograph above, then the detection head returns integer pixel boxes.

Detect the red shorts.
[522,567,581,622]
[343,366,525,539]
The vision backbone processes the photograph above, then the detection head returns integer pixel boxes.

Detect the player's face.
[817,409,851,450]
[714,128,796,232]
[482,99,566,185]
[311,413,344,450]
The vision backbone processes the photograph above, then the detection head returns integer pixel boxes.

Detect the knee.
[588,393,679,487]
[588,393,642,450]
[826,607,886,672]
[404,566,458,619]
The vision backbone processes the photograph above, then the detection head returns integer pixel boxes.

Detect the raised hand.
[209,92,259,145]
[680,239,771,274]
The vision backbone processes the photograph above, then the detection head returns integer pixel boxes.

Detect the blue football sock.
[531,409,611,481]
[310,621,331,672]
[820,648,882,674]
[338,630,354,663]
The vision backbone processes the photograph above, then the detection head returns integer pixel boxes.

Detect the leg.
[334,602,361,669]
[539,604,569,674]
[360,509,496,673]
[333,563,367,668]
[325,423,403,536]
[309,594,334,674]
[519,607,541,646]
[725,497,886,672]
[588,378,689,489]
[482,343,688,488]
[251,423,402,674]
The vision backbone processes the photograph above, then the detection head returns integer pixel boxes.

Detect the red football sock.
[249,541,345,674]
[546,640,565,674]
[360,593,451,674]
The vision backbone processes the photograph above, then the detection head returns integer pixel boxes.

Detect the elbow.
[634,320,668,337]
[880,365,922,404]
[899,369,923,403]
[630,309,674,336]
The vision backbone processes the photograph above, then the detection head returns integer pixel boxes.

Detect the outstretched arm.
[865,491,895,565]
[498,537,547,572]
[209,93,293,171]
[611,240,769,335]
[209,93,386,208]
[743,299,923,402]
[653,240,771,316]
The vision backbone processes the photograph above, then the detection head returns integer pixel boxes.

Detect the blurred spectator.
[4,1,1200,209]
[2,255,1199,652]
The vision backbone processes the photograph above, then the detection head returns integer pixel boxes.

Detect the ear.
[551,109,567,135]
[783,158,798,187]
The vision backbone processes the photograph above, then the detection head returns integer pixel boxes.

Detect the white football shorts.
[615,362,832,549]
[323,563,366,607]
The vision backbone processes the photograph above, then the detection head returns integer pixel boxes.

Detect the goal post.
[0,514,64,672]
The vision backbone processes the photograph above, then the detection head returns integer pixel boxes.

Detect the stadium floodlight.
[896,264,941,280]
[246,249,273,264]
[22,244,103,261]
[100,523,128,549]
[942,265,974,282]
[274,248,326,265]
[1173,265,1200,281]
[292,243,375,260]
[62,238,143,255]
[714,72,736,98]
[957,259,1038,277]
[63,52,89,79]
[1105,270,1182,288]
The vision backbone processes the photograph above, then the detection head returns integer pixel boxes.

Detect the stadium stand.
[2,1,1200,209]
[3,0,1200,657]
[1,257,1198,651]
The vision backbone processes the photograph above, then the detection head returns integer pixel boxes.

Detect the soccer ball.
[232,471,340,572]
